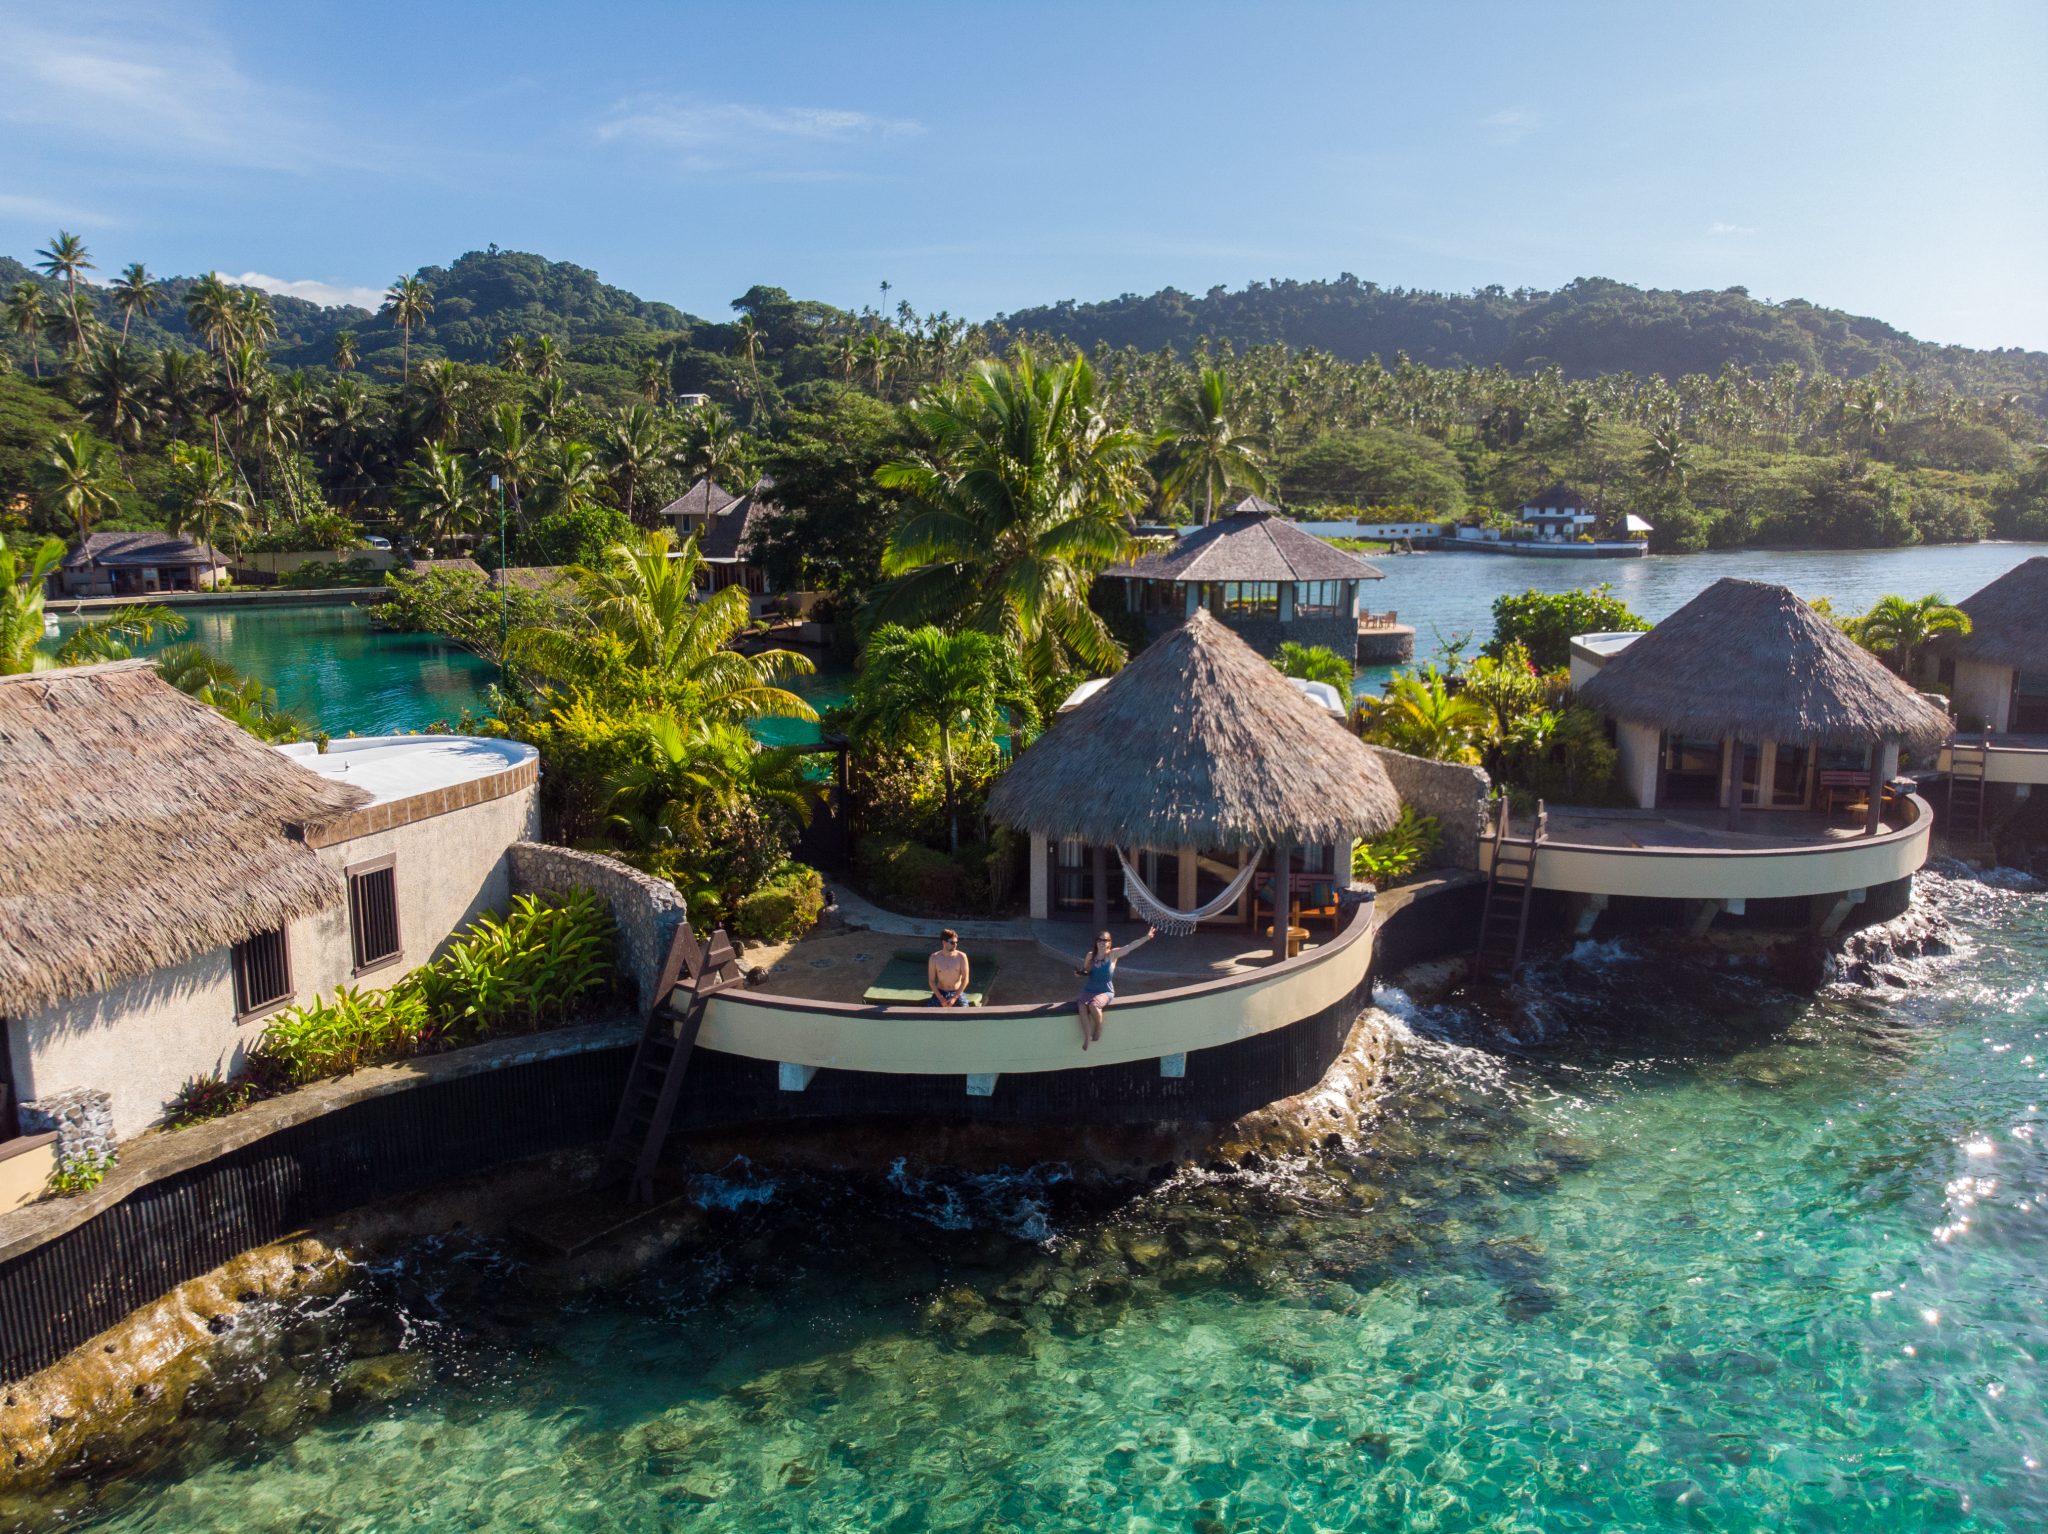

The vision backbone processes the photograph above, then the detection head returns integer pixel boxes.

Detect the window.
[1770,743,1813,808]
[232,927,293,1017]
[347,856,402,972]
[1660,733,1723,807]
[1207,582,1278,617]
[1296,580,1348,618]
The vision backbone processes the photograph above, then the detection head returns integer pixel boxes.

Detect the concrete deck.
[1530,806,1901,852]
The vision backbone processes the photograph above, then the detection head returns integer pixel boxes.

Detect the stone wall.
[508,844,687,1012]
[19,1089,115,1169]
[1363,745,1492,871]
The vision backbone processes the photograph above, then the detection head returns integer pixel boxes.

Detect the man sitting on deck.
[928,930,973,1007]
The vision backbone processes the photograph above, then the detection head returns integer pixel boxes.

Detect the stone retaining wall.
[508,844,687,1012]
[1364,745,1492,871]
[18,1089,115,1169]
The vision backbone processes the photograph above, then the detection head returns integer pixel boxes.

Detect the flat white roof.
[278,735,537,807]
[1572,631,1644,660]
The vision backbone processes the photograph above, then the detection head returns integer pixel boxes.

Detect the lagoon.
[52,543,2048,737]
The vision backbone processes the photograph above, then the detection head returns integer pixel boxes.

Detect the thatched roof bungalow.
[1574,578,1951,821]
[989,611,1399,945]
[0,661,369,1019]
[1101,504,1383,662]
[1930,557,2048,734]
[0,662,545,1145]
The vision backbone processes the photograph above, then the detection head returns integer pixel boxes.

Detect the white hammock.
[1115,847,1265,936]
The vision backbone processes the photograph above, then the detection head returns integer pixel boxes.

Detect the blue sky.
[2,0,2043,350]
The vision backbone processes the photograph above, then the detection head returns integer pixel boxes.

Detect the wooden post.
[1865,739,1888,836]
[1091,844,1108,931]
[1271,840,1293,961]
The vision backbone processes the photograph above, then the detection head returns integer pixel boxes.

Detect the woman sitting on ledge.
[1072,927,1156,1050]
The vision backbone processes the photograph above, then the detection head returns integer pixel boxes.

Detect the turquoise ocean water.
[31,867,2047,1531]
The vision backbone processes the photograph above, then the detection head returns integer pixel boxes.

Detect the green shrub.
[280,556,384,588]
[1353,807,1444,884]
[241,889,618,1094]
[165,1074,256,1128]
[412,888,618,1041]
[730,861,825,943]
[45,1150,114,1197]
[855,835,976,916]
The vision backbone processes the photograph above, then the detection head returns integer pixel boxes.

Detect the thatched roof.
[1106,511,1384,584]
[1576,578,1953,749]
[1936,557,2048,672]
[0,661,371,1016]
[987,610,1401,850]
[1522,481,1589,513]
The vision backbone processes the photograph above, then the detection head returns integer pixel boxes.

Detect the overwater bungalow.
[0,662,540,1189]
[1100,496,1386,662]
[639,611,1405,1129]
[1505,578,1950,930]
[1930,557,2048,796]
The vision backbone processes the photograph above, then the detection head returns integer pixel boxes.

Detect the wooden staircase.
[1475,797,1546,980]
[605,922,744,1204]
[1947,736,1990,840]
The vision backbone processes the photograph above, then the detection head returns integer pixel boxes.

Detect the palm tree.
[1273,640,1353,709]
[871,349,1148,690]
[155,643,309,741]
[184,272,238,359]
[602,403,672,525]
[154,347,211,440]
[398,444,481,555]
[8,282,48,378]
[530,438,605,516]
[331,329,359,373]
[529,333,563,381]
[382,275,434,376]
[1852,593,1971,677]
[507,529,815,723]
[410,358,470,442]
[111,263,160,343]
[165,443,249,564]
[636,354,666,404]
[686,402,746,490]
[0,537,66,674]
[1641,420,1689,490]
[34,431,126,542]
[80,345,157,448]
[34,231,94,360]
[479,402,535,526]
[530,375,572,437]
[498,335,531,375]
[1357,668,1488,763]
[834,333,860,384]
[850,625,1038,849]
[1158,367,1270,525]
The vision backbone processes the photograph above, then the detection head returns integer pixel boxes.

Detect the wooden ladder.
[1475,797,1545,980]
[1947,736,1990,839]
[605,923,743,1204]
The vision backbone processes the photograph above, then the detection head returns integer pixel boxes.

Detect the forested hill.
[0,249,704,370]
[996,276,2048,401]
[9,246,2045,404]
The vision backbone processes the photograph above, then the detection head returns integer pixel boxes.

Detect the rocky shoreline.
[0,1012,1397,1509]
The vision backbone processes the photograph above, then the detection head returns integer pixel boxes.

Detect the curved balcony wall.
[1478,794,1932,903]
[696,903,1377,1078]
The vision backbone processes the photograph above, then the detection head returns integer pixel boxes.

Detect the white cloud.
[1479,109,1541,144]
[0,10,348,173]
[229,273,383,312]
[1708,221,1758,237]
[597,98,922,172]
